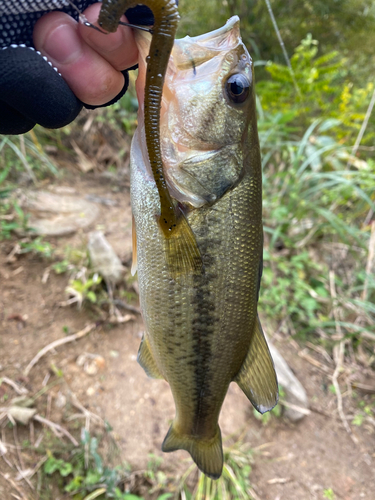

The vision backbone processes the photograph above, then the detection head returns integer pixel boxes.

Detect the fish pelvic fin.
[162,423,223,480]
[161,208,202,278]
[137,334,164,379]
[131,214,137,276]
[234,315,279,414]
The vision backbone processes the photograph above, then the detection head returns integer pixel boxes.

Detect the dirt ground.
[0,172,374,500]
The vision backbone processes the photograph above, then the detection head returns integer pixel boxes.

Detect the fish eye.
[226,74,250,104]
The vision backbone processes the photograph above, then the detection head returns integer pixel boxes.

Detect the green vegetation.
[177,441,256,500]
[323,488,336,500]
[257,36,375,343]
[43,430,126,499]
[40,429,171,500]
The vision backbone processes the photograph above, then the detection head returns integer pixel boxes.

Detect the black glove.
[0,1,155,134]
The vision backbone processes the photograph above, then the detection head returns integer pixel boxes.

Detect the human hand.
[0,1,154,134]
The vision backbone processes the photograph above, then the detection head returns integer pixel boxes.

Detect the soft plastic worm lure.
[98,0,201,275]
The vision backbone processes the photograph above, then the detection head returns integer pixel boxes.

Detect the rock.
[18,190,99,236]
[76,353,106,376]
[0,441,7,455]
[8,406,37,425]
[86,387,95,396]
[85,362,99,376]
[55,391,67,409]
[268,342,309,421]
[88,231,124,285]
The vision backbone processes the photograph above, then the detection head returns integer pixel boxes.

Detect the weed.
[258,105,375,349]
[0,197,29,240]
[43,429,128,499]
[40,429,174,500]
[65,272,103,307]
[144,454,168,494]
[323,488,336,500]
[19,236,54,258]
[260,249,328,334]
[351,396,375,427]
[0,133,58,182]
[257,34,374,143]
[50,259,70,274]
[178,441,255,500]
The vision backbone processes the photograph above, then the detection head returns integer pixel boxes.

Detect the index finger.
[78,3,138,71]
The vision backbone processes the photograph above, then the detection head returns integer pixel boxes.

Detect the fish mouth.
[184,15,240,44]
[173,16,242,70]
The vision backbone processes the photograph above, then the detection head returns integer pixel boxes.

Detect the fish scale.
[131,16,278,479]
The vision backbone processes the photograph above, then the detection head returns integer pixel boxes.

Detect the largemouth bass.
[131,17,278,479]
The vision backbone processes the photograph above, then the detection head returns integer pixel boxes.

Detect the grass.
[39,428,175,499]
[42,429,129,499]
[258,108,375,349]
[177,441,256,500]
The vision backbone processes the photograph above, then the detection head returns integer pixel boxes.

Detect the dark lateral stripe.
[190,212,221,433]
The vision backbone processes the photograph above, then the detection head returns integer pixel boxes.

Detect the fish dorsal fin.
[131,214,138,276]
[137,334,164,379]
[234,316,278,413]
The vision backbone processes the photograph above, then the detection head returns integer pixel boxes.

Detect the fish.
[98,0,201,274]
[130,16,279,479]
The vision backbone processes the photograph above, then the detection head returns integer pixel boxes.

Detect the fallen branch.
[267,477,291,485]
[15,464,34,492]
[279,399,311,416]
[1,377,29,395]
[351,381,375,394]
[0,438,14,469]
[360,331,375,342]
[329,271,353,438]
[33,415,78,446]
[24,323,96,376]
[298,349,332,374]
[28,455,48,480]
[13,426,25,472]
[248,487,262,500]
[362,221,375,301]
[0,472,29,500]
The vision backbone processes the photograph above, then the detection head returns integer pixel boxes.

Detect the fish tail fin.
[160,208,202,278]
[234,315,278,413]
[162,423,223,479]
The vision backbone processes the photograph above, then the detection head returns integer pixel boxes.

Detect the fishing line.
[263,0,301,97]
[67,0,153,34]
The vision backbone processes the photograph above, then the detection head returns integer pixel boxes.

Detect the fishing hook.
[66,0,153,34]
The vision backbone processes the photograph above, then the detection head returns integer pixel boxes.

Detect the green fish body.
[131,17,278,479]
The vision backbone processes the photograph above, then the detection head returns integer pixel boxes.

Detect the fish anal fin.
[234,316,278,414]
[161,210,202,278]
[131,214,137,276]
[162,423,223,480]
[137,335,164,379]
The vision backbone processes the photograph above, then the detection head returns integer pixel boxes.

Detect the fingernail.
[42,22,83,64]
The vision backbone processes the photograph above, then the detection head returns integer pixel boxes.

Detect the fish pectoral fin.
[137,335,164,379]
[163,211,202,278]
[162,423,223,480]
[234,316,279,414]
[131,214,137,276]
